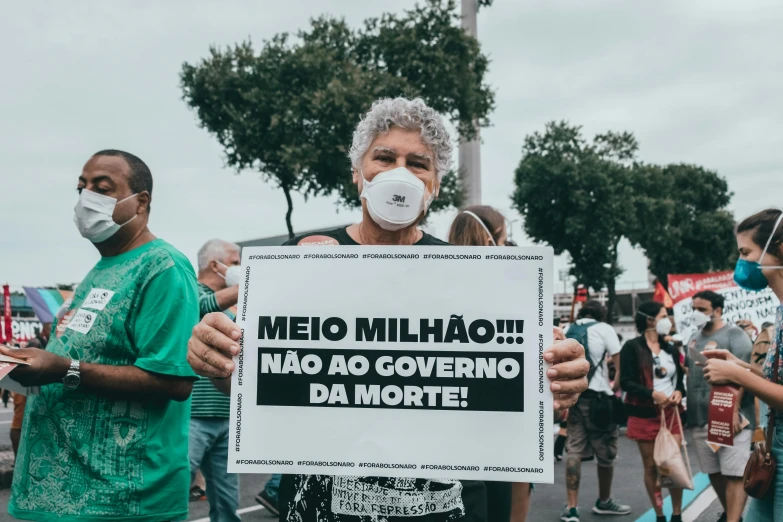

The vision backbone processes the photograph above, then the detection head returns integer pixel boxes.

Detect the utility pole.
[459,0,481,208]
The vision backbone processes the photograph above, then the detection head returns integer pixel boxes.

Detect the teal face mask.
[734,213,783,292]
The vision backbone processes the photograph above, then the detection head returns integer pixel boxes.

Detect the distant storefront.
[1,288,72,343]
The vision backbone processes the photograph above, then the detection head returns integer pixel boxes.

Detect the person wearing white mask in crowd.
[190,239,244,521]
[0,150,199,522]
[685,290,753,522]
[185,97,591,522]
[620,301,686,522]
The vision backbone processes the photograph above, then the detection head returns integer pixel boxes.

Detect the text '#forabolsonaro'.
[256,348,524,412]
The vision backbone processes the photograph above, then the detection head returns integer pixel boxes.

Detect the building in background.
[236,224,355,248]
[554,285,655,341]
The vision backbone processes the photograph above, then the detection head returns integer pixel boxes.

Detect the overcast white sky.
[1,1,781,291]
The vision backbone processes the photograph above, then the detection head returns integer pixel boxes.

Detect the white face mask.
[73,189,139,243]
[462,210,497,246]
[691,310,713,329]
[218,262,243,287]
[656,317,673,336]
[360,167,435,231]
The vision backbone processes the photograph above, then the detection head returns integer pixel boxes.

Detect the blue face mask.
[734,213,783,292]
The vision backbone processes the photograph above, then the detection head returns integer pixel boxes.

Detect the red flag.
[653,280,673,308]
[2,284,11,344]
[575,286,588,303]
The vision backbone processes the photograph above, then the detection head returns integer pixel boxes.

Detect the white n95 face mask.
[360,167,435,231]
[73,189,138,243]
[656,317,673,336]
[691,310,712,329]
[218,262,243,287]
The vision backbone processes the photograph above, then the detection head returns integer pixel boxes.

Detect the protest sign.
[668,271,779,344]
[228,246,554,483]
[707,385,740,448]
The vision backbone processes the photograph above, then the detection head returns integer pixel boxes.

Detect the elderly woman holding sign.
[186,97,588,522]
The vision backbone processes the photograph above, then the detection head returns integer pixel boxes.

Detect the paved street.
[0,427,741,522]
[0,406,13,449]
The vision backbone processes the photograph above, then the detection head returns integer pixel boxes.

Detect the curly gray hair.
[348,97,453,181]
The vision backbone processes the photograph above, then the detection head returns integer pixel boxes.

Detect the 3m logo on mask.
[360,167,431,231]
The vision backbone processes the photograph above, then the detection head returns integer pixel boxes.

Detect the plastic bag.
[654,407,694,490]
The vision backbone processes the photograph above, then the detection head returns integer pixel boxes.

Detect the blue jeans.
[746,423,783,521]
[760,400,770,428]
[264,474,282,502]
[190,418,241,522]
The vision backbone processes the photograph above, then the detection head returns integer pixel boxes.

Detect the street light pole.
[459,0,481,208]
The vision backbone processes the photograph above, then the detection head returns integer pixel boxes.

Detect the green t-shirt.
[10,239,199,522]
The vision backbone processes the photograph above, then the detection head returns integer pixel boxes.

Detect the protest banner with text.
[228,246,554,483]
[669,271,779,344]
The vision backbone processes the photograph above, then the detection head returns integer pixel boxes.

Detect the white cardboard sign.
[228,246,554,483]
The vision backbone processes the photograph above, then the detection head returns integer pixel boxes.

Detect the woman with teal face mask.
[700,208,783,521]
[734,210,783,291]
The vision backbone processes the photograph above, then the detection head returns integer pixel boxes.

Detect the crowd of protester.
[0,97,590,522]
[1,96,781,522]
[550,208,783,522]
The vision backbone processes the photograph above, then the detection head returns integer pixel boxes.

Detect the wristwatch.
[63,359,81,390]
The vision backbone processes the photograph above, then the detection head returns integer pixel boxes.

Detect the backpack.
[565,321,604,383]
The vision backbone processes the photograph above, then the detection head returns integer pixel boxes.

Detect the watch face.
[64,373,80,388]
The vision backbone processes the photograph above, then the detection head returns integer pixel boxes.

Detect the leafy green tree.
[626,163,736,289]
[181,0,493,238]
[511,122,636,320]
[512,122,737,320]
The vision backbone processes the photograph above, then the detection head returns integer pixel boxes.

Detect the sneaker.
[593,498,631,516]
[189,485,206,502]
[717,514,726,522]
[255,489,280,516]
[560,506,580,522]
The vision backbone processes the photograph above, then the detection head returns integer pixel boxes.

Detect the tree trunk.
[606,239,621,324]
[282,184,294,239]
[606,278,617,325]
[658,274,669,293]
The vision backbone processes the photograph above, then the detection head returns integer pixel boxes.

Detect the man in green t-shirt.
[1,150,199,522]
[191,239,242,522]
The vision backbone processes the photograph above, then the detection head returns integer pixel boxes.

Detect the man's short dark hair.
[693,290,725,311]
[93,149,153,212]
[578,300,606,322]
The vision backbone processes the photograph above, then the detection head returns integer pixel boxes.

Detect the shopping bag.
[654,408,694,490]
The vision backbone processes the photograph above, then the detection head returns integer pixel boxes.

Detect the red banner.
[667,271,736,305]
[2,284,11,344]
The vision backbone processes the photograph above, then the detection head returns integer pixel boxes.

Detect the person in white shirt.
[561,301,629,522]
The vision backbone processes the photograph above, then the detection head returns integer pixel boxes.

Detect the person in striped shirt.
[192,239,243,522]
